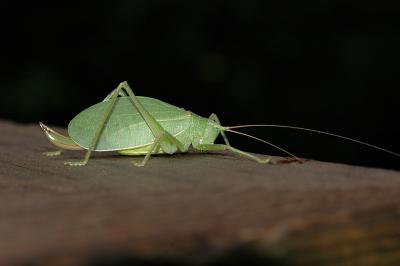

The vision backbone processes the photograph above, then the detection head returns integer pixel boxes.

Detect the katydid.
[39,81,400,167]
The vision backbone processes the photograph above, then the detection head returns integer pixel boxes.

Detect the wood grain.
[0,120,399,266]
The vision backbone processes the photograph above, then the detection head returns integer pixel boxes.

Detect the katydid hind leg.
[194,143,272,164]
[103,87,127,101]
[119,81,186,154]
[65,81,184,166]
[64,149,93,166]
[64,82,124,166]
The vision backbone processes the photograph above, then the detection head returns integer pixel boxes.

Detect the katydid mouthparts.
[39,81,400,167]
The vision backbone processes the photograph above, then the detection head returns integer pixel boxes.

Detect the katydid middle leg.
[132,134,163,167]
[43,150,63,156]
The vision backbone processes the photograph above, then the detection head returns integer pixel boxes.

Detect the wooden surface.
[0,120,400,266]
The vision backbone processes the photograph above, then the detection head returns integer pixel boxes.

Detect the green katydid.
[40,81,400,167]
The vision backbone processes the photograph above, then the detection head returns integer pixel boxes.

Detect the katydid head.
[189,114,222,145]
[199,117,221,145]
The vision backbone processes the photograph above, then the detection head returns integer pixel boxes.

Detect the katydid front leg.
[194,143,272,164]
[191,113,269,163]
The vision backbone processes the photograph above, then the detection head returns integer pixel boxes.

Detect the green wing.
[68,96,191,151]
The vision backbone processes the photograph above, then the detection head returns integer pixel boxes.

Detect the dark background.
[0,1,399,169]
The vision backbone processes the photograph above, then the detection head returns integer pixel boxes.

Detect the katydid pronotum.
[40,81,400,167]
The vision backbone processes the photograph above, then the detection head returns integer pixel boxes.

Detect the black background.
[1,1,399,169]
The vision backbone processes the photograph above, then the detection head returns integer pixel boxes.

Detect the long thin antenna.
[224,128,299,159]
[225,124,400,158]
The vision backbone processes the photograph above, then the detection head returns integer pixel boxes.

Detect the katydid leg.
[65,81,186,166]
[118,81,186,154]
[103,88,127,101]
[132,133,163,167]
[194,143,272,164]
[43,150,63,156]
[64,82,125,166]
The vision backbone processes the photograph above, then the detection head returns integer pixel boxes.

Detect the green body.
[40,81,271,166]
[68,96,218,155]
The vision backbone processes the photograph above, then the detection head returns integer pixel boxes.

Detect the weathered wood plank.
[0,120,399,266]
